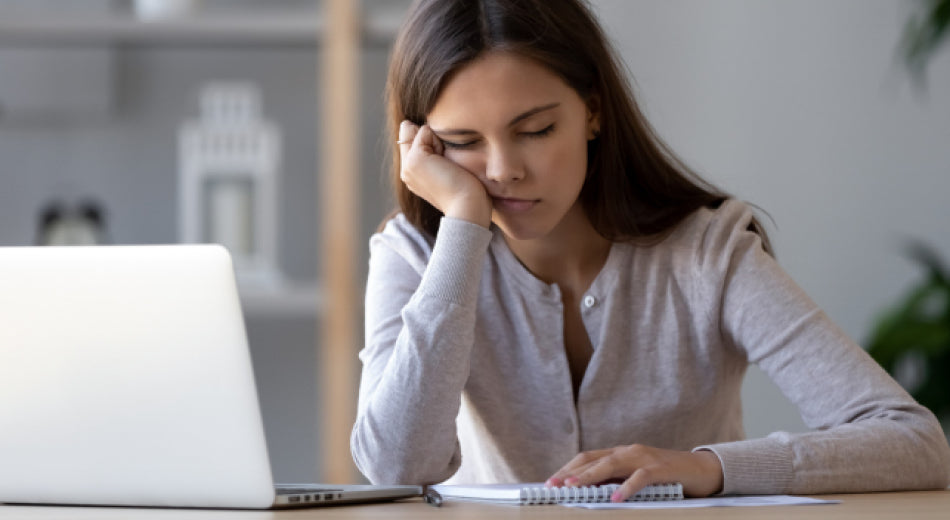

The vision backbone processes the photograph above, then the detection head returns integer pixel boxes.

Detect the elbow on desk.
[871,409,950,492]
[910,410,950,490]
[928,432,950,490]
[350,421,460,485]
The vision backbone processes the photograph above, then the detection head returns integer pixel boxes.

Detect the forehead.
[427,51,583,125]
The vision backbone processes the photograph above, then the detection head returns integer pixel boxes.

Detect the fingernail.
[546,478,562,487]
[611,491,623,502]
[564,477,579,486]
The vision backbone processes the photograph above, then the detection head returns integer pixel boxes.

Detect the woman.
[350,0,950,501]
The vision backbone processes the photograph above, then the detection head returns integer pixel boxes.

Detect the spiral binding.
[519,483,683,505]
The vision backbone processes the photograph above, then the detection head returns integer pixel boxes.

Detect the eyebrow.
[431,102,561,136]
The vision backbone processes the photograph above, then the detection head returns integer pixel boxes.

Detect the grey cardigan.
[351,199,950,494]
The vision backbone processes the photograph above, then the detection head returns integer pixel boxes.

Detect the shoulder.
[369,213,436,274]
[660,199,770,273]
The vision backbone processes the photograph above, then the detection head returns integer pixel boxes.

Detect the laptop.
[0,244,421,509]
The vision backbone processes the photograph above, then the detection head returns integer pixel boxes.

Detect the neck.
[504,204,611,295]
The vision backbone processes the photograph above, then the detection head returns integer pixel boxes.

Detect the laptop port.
[288,496,300,503]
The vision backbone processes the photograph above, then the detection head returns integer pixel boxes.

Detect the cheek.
[539,136,588,186]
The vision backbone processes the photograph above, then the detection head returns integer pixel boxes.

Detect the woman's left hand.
[545,444,724,501]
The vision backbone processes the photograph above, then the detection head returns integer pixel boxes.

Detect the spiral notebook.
[430,482,683,505]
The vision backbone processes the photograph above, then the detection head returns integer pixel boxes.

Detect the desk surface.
[2,490,949,519]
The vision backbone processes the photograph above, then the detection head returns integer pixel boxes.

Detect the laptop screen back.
[0,245,277,508]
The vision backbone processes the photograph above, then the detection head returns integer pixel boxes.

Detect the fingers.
[560,447,666,503]
[545,449,611,487]
[398,120,442,148]
[547,445,724,502]
[567,449,632,487]
[612,467,661,502]
[398,122,440,190]
[414,124,443,155]
[398,121,445,168]
[397,120,418,159]
[397,120,424,186]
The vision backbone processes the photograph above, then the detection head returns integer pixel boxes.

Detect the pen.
[423,486,443,507]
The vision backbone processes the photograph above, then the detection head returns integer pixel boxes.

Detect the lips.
[491,196,539,213]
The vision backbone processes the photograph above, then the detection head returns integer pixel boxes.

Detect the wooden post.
[320,0,360,484]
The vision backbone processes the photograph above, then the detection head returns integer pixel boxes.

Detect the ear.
[586,94,601,140]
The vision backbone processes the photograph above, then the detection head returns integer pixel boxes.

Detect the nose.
[484,144,524,184]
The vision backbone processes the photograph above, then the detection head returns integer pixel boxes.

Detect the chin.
[491,216,553,242]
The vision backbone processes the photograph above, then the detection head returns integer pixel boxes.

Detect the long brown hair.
[385,0,771,252]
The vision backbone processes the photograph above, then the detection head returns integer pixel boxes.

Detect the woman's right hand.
[398,120,492,228]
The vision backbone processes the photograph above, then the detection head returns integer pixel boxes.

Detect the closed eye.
[441,123,554,149]
[441,138,479,150]
[523,124,555,138]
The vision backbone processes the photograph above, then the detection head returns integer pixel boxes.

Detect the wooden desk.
[2,491,948,519]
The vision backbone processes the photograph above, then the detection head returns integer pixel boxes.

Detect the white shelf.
[0,8,403,46]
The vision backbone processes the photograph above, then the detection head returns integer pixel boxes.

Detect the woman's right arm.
[350,217,492,485]
[351,120,494,485]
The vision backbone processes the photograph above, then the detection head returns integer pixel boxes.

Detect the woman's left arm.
[548,202,950,499]
[693,204,950,496]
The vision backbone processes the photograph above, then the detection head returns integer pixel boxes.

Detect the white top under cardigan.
[351,199,950,494]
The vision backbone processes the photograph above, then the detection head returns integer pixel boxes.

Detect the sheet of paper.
[564,495,840,509]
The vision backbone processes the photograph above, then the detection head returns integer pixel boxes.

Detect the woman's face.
[426,51,599,241]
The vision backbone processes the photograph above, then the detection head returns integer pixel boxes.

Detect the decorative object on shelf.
[178,81,282,287]
[36,199,108,246]
[866,242,950,429]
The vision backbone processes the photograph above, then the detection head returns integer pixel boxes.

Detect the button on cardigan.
[351,199,950,494]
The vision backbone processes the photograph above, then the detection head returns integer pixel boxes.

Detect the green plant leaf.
[902,0,950,85]
[866,238,950,423]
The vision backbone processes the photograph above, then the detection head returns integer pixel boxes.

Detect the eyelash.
[442,124,556,150]
[528,124,555,139]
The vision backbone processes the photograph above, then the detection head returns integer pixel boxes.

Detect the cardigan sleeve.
[693,201,950,495]
[350,216,493,485]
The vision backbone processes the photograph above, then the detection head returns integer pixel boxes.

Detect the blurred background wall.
[0,0,947,482]
[593,0,950,437]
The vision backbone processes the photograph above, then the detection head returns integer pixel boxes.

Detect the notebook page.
[565,495,840,509]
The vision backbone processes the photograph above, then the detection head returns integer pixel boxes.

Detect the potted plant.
[865,0,949,430]
[866,242,950,427]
